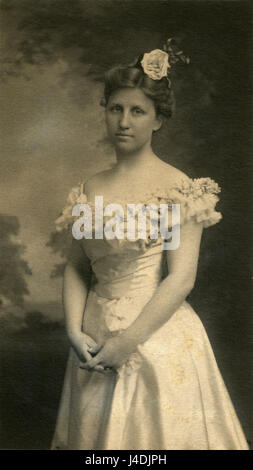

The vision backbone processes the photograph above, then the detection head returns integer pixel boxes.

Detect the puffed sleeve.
[168,177,222,228]
[55,182,88,232]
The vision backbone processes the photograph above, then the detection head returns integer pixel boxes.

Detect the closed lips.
[116,133,133,136]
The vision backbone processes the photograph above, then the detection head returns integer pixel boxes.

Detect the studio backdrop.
[0,0,251,449]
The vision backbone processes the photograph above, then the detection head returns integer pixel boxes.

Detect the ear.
[153,114,163,132]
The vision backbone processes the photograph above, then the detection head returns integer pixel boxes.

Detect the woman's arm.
[83,219,203,370]
[63,239,104,367]
[121,219,203,347]
[63,239,91,341]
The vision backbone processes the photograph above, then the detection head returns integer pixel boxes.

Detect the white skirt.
[51,293,249,450]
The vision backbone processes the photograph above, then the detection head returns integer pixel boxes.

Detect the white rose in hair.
[141,49,170,80]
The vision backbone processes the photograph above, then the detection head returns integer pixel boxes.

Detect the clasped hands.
[71,331,136,375]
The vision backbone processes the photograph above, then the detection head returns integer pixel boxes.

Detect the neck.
[114,142,157,174]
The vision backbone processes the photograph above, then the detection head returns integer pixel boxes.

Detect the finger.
[95,366,114,375]
[79,363,109,375]
[88,343,102,355]
[79,360,89,369]
[95,365,109,375]
[82,350,92,362]
[87,338,98,349]
[94,365,104,371]
[82,354,102,369]
[95,368,112,375]
[79,363,114,375]
[104,367,115,374]
[79,362,103,371]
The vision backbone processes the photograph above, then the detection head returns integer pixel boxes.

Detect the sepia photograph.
[0,0,252,451]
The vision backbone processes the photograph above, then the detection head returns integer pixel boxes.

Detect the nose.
[118,111,130,129]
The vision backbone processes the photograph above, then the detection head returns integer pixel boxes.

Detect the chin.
[115,142,137,152]
[115,140,147,153]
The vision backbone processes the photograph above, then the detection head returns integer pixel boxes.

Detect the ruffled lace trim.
[55,183,88,232]
[165,178,222,228]
[55,177,222,236]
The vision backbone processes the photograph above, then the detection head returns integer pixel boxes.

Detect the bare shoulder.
[154,160,191,190]
[84,168,114,196]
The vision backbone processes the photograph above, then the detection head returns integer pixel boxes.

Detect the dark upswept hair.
[100,65,175,119]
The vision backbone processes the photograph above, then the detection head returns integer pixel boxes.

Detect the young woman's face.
[105,87,162,153]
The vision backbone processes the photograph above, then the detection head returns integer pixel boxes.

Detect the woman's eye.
[132,107,144,115]
[110,105,121,112]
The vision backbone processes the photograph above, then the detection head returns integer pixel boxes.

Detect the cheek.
[137,118,155,137]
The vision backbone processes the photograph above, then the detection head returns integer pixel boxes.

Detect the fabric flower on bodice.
[96,295,139,333]
[173,177,221,199]
[55,183,87,232]
[116,351,143,378]
[167,177,222,228]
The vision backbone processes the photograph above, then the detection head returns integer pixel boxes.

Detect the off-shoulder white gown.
[51,178,249,450]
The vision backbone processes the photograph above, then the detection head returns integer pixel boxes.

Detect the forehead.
[108,87,154,108]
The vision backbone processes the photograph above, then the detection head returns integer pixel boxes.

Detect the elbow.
[183,275,196,296]
[64,261,75,276]
[65,259,91,285]
[165,271,196,297]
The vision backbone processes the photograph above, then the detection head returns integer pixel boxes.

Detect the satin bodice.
[56,175,222,305]
[82,237,166,300]
[56,175,222,306]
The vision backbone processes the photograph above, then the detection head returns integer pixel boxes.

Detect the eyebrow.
[109,102,146,108]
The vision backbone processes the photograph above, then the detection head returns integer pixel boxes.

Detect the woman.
[51,40,249,450]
